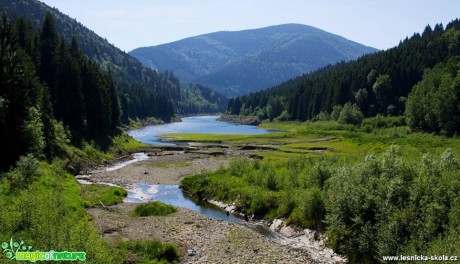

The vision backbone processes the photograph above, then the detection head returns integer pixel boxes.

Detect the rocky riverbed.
[81,148,346,263]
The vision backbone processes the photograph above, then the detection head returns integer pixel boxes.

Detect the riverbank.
[217,115,262,125]
[82,146,345,263]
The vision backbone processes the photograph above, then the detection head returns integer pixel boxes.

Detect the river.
[125,116,281,237]
[86,116,344,262]
[128,115,273,145]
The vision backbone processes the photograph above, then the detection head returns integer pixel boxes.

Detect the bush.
[362,115,406,130]
[338,102,364,125]
[4,154,39,190]
[289,187,325,229]
[132,201,177,217]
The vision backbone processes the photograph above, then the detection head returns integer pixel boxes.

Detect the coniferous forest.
[227,19,460,135]
[0,0,228,123]
[0,1,459,263]
[0,13,124,171]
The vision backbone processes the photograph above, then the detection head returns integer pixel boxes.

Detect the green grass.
[0,161,118,263]
[111,133,149,153]
[132,201,177,217]
[116,240,179,264]
[178,118,460,263]
[164,120,460,161]
[81,184,127,207]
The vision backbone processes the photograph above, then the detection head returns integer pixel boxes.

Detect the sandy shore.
[83,149,345,263]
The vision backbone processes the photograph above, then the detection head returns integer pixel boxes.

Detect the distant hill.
[130,24,377,97]
[0,0,227,118]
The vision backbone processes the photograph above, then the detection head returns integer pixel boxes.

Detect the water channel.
[125,116,280,238]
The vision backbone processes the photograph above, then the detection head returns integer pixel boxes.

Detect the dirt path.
[83,149,344,263]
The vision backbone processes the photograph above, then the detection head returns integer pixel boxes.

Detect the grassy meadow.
[178,118,460,263]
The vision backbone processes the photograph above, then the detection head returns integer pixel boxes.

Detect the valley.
[0,1,458,263]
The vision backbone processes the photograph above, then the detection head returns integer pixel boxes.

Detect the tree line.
[227,19,460,135]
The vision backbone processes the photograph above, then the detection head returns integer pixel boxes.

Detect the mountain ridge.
[130,24,377,97]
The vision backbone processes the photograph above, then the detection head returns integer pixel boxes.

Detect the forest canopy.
[226,19,460,135]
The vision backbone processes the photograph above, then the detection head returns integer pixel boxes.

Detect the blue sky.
[41,0,459,52]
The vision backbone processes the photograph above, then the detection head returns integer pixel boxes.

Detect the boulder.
[269,219,284,232]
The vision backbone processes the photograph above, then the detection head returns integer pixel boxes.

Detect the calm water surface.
[126,116,280,238]
[125,184,244,223]
[125,183,279,239]
[128,115,273,145]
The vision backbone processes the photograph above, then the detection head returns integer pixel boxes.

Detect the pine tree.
[39,12,58,91]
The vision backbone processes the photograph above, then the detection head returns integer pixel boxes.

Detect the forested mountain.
[0,0,227,118]
[130,24,377,97]
[0,13,123,171]
[227,20,460,134]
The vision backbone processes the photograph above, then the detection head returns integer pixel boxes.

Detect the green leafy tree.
[354,88,368,109]
[406,57,460,135]
[24,107,45,158]
[338,102,364,124]
[331,105,343,121]
[372,74,393,113]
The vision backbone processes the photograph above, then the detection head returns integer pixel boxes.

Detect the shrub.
[4,154,39,190]
[132,201,177,217]
[338,102,364,125]
[289,187,325,229]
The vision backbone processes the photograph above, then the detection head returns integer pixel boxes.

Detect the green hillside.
[0,0,227,118]
[227,20,460,135]
[130,24,377,97]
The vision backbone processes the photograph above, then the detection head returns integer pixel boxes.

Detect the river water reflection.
[128,115,273,145]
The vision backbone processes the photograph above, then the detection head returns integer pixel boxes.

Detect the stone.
[269,219,284,232]
[279,226,296,238]
[187,249,195,256]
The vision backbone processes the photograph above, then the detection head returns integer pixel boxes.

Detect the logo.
[2,238,86,262]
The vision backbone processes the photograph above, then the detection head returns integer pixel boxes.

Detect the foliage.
[226,19,460,125]
[337,102,364,125]
[3,154,39,190]
[117,240,179,264]
[0,13,123,170]
[326,147,460,263]
[182,147,460,263]
[0,162,117,263]
[361,115,406,130]
[0,0,228,118]
[132,201,177,217]
[405,57,460,136]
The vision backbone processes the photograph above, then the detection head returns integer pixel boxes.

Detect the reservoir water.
[124,116,281,237]
[128,115,273,145]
